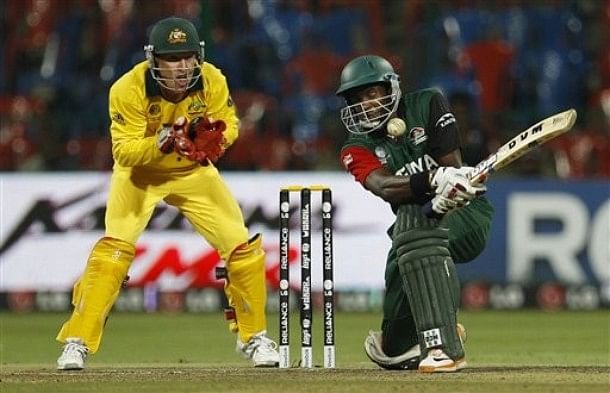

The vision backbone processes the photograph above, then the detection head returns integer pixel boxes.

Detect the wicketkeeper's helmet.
[144,16,205,91]
[336,55,402,135]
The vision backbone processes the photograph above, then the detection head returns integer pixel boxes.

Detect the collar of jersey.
[145,69,204,97]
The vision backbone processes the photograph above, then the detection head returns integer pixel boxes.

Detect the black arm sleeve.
[426,92,461,158]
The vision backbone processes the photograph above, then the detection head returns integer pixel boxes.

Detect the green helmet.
[146,16,204,57]
[144,17,205,91]
[336,55,402,135]
[336,55,398,95]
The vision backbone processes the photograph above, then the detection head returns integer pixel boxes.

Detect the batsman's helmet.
[336,55,402,135]
[144,17,205,91]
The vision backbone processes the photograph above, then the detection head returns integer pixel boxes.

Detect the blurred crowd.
[1,0,609,178]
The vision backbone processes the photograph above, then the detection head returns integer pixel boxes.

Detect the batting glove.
[430,166,486,203]
[430,194,461,215]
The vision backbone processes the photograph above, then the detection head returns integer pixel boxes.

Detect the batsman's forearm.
[366,172,425,205]
[112,137,163,167]
[376,181,423,205]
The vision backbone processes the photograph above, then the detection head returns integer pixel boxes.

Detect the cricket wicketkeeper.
[337,55,494,372]
[55,16,279,370]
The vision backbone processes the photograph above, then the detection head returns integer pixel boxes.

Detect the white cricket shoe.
[418,348,466,373]
[236,331,280,367]
[57,338,88,370]
[364,330,420,370]
[364,323,467,371]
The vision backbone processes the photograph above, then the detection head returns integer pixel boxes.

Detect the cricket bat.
[469,108,577,184]
[424,108,577,217]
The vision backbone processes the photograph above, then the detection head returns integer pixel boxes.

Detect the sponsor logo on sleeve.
[436,113,456,129]
[111,112,126,125]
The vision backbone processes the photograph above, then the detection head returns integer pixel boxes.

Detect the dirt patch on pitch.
[2,365,609,383]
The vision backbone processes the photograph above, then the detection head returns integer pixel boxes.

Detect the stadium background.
[1,0,609,315]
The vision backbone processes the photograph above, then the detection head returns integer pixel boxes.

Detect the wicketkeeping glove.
[174,116,227,165]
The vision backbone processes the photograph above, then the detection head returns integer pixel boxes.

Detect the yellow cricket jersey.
[108,60,239,171]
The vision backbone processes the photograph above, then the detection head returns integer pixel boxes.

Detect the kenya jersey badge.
[408,127,427,145]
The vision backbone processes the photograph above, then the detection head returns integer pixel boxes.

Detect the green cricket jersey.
[339,86,494,358]
[339,88,494,263]
[340,88,459,182]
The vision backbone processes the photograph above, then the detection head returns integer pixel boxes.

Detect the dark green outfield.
[1,311,608,392]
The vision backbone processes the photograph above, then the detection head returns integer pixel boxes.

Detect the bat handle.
[469,166,491,186]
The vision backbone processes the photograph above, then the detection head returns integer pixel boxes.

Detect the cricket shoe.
[418,349,467,373]
[364,323,467,371]
[236,331,280,367]
[364,330,420,370]
[418,323,468,373]
[57,338,88,370]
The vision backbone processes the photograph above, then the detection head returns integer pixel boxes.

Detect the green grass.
[1,311,609,392]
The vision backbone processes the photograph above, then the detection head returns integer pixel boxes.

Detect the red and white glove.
[427,166,486,216]
[430,166,486,203]
[430,194,460,215]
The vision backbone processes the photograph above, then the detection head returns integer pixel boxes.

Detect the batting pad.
[56,237,133,353]
[225,234,268,343]
[393,205,464,360]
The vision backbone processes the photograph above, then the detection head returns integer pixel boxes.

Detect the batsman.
[337,55,494,372]
[55,17,279,370]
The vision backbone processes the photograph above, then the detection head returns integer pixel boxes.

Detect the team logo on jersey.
[374,146,389,164]
[111,112,125,125]
[188,99,205,115]
[148,104,161,117]
[408,127,427,145]
[168,29,187,44]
